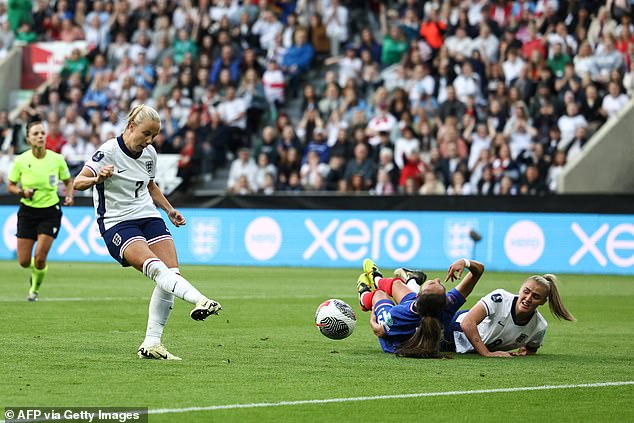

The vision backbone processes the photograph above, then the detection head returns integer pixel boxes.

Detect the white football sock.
[142,286,174,347]
[143,259,205,305]
[406,279,420,292]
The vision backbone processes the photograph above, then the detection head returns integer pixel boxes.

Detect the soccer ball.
[315,299,356,340]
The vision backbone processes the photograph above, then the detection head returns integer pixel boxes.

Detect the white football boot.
[137,343,182,360]
[190,298,222,321]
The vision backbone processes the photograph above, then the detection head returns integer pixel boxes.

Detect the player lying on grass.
[357,257,485,358]
[358,258,575,358]
[74,104,222,360]
[451,273,575,357]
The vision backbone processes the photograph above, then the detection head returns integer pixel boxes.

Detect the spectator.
[84,14,109,52]
[393,125,419,169]
[495,174,517,195]
[358,27,382,64]
[308,13,330,57]
[252,9,283,52]
[82,74,110,118]
[419,169,446,195]
[227,147,257,191]
[372,168,395,195]
[562,126,589,163]
[418,9,445,51]
[0,22,15,52]
[15,22,37,43]
[381,25,409,66]
[437,86,465,124]
[344,143,376,190]
[281,27,315,97]
[547,149,567,192]
[473,23,499,63]
[217,84,248,154]
[602,80,629,118]
[518,164,548,195]
[592,35,624,84]
[59,17,84,42]
[557,102,588,145]
[445,27,473,60]
[7,0,32,32]
[254,152,278,192]
[173,28,198,64]
[262,59,286,109]
[464,121,491,171]
[45,115,66,153]
[453,61,481,103]
[547,40,572,78]
[398,147,426,190]
[446,170,473,195]
[60,133,86,176]
[324,0,349,57]
[61,48,90,80]
[300,150,330,190]
[475,165,495,195]
[587,6,617,48]
[303,127,329,164]
[211,45,241,85]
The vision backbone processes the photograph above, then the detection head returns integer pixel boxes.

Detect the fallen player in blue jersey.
[357,257,484,358]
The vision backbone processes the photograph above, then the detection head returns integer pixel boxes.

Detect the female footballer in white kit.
[74,104,221,360]
[451,273,575,357]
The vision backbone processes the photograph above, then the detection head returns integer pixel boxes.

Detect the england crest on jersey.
[145,161,153,174]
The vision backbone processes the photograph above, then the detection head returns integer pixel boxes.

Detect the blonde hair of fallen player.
[460,274,575,358]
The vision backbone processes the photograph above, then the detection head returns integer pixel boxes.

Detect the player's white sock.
[406,279,420,292]
[142,286,174,347]
[143,259,205,305]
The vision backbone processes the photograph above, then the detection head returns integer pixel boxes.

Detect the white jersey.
[453,289,548,353]
[84,136,161,231]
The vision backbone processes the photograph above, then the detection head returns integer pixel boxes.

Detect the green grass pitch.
[1,261,633,422]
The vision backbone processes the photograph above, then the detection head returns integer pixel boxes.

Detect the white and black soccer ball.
[315,299,356,340]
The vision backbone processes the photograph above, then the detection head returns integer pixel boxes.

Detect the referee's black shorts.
[16,203,63,240]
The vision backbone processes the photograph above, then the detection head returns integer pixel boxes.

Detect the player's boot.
[190,298,222,321]
[394,268,428,286]
[357,273,373,312]
[137,343,182,360]
[27,276,38,302]
[363,258,382,288]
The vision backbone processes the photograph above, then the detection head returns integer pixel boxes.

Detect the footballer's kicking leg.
[123,241,222,319]
[358,258,384,311]
[394,268,428,292]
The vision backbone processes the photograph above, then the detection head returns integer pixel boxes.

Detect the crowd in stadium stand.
[0,0,633,196]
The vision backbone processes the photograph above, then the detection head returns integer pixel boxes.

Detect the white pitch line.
[150,381,634,415]
[0,382,632,423]
[0,294,353,303]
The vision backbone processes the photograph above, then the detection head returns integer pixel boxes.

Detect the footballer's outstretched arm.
[148,180,186,227]
[460,303,513,358]
[445,258,485,299]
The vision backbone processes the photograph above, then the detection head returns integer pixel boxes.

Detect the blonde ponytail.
[126,104,160,129]
[529,274,576,321]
